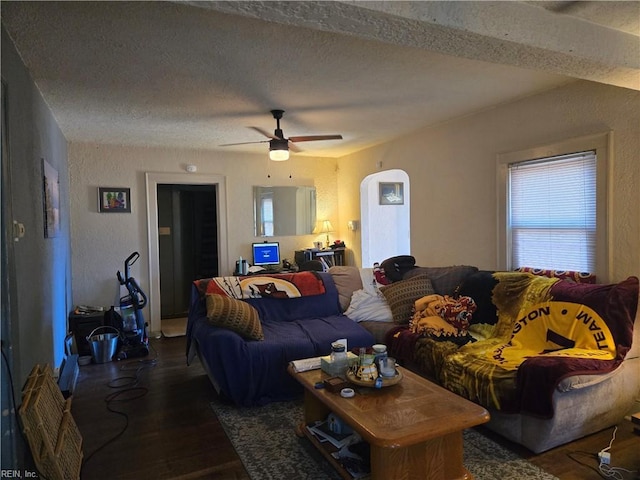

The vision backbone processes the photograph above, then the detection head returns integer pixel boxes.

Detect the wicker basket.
[19,364,83,480]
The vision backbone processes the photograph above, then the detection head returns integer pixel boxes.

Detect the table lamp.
[320,220,334,248]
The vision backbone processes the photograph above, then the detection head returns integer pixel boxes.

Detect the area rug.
[210,399,559,480]
[161,317,187,337]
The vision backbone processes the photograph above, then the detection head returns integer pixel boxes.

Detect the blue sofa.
[186,271,374,406]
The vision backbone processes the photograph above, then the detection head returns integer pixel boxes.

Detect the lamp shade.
[320,220,334,233]
[269,138,289,161]
[319,220,334,248]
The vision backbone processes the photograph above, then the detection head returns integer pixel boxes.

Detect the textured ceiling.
[2,1,638,158]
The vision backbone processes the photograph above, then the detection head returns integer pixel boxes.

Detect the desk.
[295,247,346,268]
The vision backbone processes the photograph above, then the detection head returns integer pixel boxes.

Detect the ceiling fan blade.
[288,141,302,153]
[249,126,280,140]
[288,134,343,143]
[219,140,269,147]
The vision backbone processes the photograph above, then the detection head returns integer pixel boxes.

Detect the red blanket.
[194,272,326,299]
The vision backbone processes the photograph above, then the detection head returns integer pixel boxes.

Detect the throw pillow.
[380,274,435,324]
[515,266,597,284]
[328,266,363,312]
[205,294,264,341]
[344,289,393,323]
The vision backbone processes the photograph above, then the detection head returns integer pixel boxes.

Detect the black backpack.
[380,255,416,282]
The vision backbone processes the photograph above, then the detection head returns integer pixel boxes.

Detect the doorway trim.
[145,172,228,334]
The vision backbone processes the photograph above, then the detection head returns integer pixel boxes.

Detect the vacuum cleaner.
[115,251,149,360]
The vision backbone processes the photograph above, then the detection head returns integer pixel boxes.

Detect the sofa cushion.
[380,274,434,324]
[206,294,264,341]
[441,344,519,412]
[328,266,363,311]
[403,265,478,296]
[244,272,342,323]
[359,320,396,344]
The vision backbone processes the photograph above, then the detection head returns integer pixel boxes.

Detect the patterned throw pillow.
[380,274,435,324]
[515,266,596,284]
[205,294,264,340]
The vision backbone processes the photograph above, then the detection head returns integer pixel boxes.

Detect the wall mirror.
[254,186,317,236]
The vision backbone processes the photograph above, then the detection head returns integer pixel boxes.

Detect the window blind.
[508,151,596,272]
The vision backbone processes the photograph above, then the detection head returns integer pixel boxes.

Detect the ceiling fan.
[220,109,343,161]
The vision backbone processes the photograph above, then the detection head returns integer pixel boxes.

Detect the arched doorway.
[360,169,410,267]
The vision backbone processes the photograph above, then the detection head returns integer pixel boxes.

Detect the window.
[508,152,596,272]
[497,133,609,279]
[258,195,274,237]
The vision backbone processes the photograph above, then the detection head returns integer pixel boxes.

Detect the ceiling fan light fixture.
[221,109,342,159]
[269,149,289,161]
[269,139,289,161]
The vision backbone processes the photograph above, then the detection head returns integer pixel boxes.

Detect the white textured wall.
[69,80,639,333]
[338,81,640,283]
[69,144,338,325]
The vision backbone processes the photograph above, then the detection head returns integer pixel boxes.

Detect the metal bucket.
[86,326,120,363]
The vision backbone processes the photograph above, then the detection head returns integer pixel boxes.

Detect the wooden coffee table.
[289,364,490,480]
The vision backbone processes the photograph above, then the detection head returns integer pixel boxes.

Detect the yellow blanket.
[490,301,616,369]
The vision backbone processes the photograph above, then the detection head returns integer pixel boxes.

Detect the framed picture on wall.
[98,187,131,213]
[42,159,61,237]
[379,182,404,205]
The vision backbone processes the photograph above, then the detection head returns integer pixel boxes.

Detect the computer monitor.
[252,242,281,267]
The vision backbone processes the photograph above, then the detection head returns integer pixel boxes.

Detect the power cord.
[596,426,637,480]
[81,348,157,470]
[567,450,602,476]
[597,426,615,468]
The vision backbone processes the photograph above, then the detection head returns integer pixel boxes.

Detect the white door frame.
[145,172,228,334]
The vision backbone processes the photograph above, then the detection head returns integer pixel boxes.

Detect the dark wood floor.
[71,336,640,480]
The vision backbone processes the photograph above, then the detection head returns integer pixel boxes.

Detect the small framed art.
[42,159,60,237]
[98,187,131,213]
[379,182,404,205]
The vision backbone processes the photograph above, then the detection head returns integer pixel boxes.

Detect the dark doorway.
[157,184,218,319]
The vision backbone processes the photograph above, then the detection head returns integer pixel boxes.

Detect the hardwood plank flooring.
[71,336,639,480]
[72,336,249,480]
